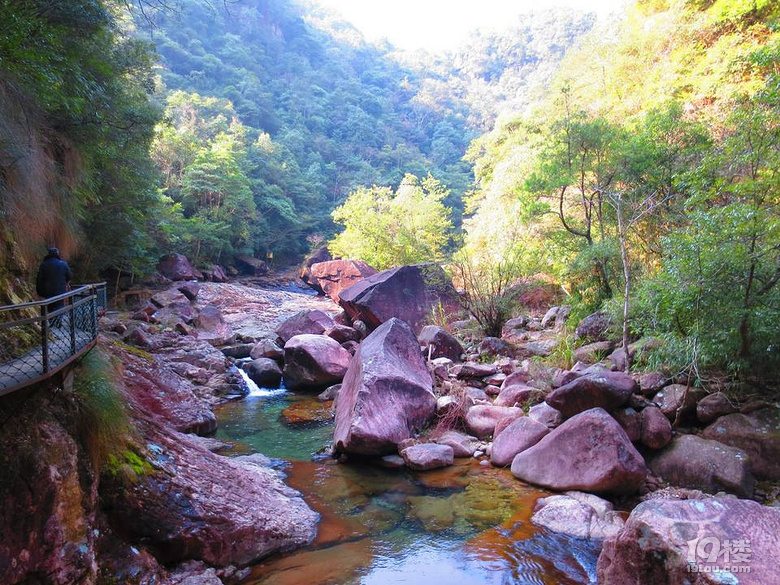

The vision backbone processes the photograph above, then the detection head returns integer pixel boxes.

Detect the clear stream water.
[214,381,601,585]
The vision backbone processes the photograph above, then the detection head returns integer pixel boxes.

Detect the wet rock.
[511,408,647,494]
[250,339,284,361]
[333,318,435,455]
[125,325,152,348]
[491,417,549,467]
[337,263,460,333]
[696,393,737,425]
[532,492,624,540]
[281,401,334,425]
[653,384,707,423]
[494,384,544,408]
[308,259,378,303]
[276,310,335,344]
[597,497,780,584]
[244,358,283,386]
[648,435,755,498]
[465,405,523,439]
[157,253,198,281]
[283,334,351,390]
[528,402,563,429]
[640,406,672,450]
[419,325,464,361]
[702,408,780,480]
[379,454,406,469]
[574,310,613,343]
[546,371,637,419]
[401,444,455,470]
[436,430,480,458]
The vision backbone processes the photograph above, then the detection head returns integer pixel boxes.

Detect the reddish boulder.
[418,325,464,361]
[573,341,613,364]
[494,384,544,408]
[157,253,198,281]
[337,263,459,333]
[696,393,737,425]
[195,305,234,346]
[597,497,780,584]
[200,264,228,282]
[491,416,549,467]
[639,371,667,396]
[546,371,637,419]
[453,362,498,379]
[244,358,283,387]
[640,406,672,449]
[653,384,707,423]
[283,334,351,390]
[532,492,624,540]
[299,245,332,293]
[276,310,335,344]
[308,259,378,302]
[102,436,318,567]
[465,405,523,439]
[648,435,755,498]
[612,407,642,442]
[333,318,435,455]
[528,402,563,428]
[574,311,613,343]
[702,408,780,480]
[235,255,268,276]
[177,282,201,301]
[325,324,361,344]
[250,338,284,361]
[401,444,455,470]
[510,408,647,494]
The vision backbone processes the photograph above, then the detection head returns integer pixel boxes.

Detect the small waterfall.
[235,365,287,398]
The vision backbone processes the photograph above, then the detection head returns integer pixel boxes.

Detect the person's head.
[47,247,61,259]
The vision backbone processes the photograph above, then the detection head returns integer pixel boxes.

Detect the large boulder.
[511,408,647,494]
[308,259,378,302]
[696,393,738,425]
[418,325,464,361]
[640,406,673,450]
[299,245,332,293]
[494,384,544,408]
[157,253,198,281]
[597,497,780,584]
[333,318,435,455]
[491,416,549,467]
[528,402,563,429]
[102,436,318,567]
[244,358,283,387]
[574,310,613,343]
[702,408,780,480]
[234,254,268,276]
[545,371,637,419]
[195,305,234,346]
[283,334,351,390]
[648,435,755,498]
[465,405,523,439]
[653,384,708,423]
[532,492,625,540]
[276,310,335,344]
[337,263,459,333]
[435,430,480,458]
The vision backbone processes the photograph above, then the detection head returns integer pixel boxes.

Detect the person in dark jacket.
[36,247,73,327]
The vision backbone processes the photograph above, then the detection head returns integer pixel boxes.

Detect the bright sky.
[315,0,627,52]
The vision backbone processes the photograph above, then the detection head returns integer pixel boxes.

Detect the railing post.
[92,293,98,337]
[41,305,50,373]
[70,298,76,355]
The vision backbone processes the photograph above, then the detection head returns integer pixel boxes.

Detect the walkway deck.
[0,284,106,396]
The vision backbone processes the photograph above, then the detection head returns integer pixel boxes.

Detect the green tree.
[329,174,453,270]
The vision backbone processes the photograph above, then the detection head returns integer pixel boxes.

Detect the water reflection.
[215,391,601,585]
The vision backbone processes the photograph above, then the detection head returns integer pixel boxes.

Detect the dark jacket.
[36,254,73,298]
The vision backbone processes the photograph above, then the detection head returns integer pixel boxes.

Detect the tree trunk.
[616,197,631,372]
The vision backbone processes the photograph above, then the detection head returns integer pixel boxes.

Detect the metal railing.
[0,282,106,396]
